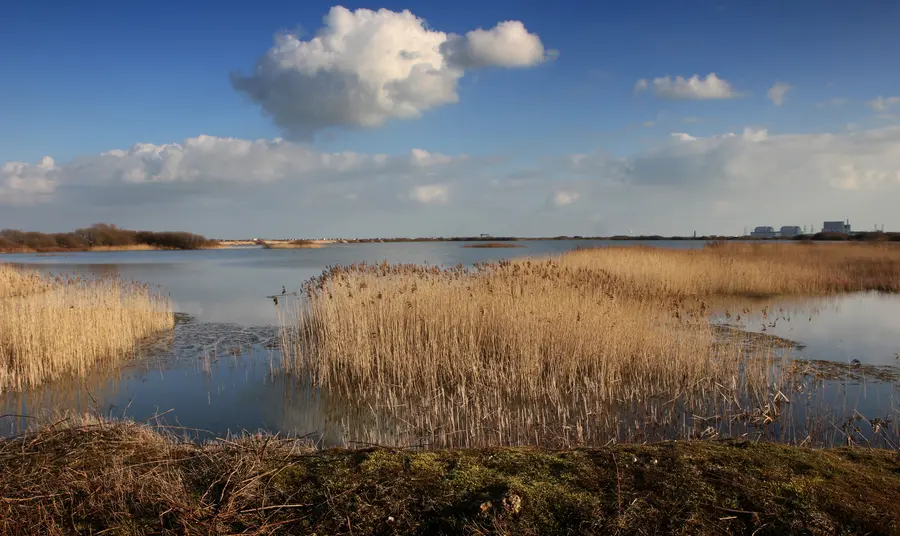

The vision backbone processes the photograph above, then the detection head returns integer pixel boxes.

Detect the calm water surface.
[2,241,899,445]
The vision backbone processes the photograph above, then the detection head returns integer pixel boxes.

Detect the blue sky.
[2,0,900,237]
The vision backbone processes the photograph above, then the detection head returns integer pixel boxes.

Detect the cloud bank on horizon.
[5,125,900,237]
[2,3,900,237]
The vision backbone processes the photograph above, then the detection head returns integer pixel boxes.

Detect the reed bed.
[0,264,173,392]
[278,243,900,447]
[279,263,781,446]
[558,241,900,298]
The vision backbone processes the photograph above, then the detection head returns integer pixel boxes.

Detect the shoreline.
[1,419,897,535]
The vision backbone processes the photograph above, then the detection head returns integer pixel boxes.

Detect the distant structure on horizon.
[750,226,777,238]
[749,224,802,238]
[779,226,802,238]
[822,220,851,234]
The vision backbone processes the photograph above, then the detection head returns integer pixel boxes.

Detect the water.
[2,240,899,446]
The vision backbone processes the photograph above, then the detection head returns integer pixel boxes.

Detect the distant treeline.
[0,224,217,252]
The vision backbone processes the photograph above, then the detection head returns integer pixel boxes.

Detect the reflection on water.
[2,242,899,447]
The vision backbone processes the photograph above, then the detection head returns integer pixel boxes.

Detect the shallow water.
[2,240,899,446]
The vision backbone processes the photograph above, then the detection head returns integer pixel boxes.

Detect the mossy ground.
[1,421,899,535]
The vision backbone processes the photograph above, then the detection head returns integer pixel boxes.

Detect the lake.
[2,241,899,447]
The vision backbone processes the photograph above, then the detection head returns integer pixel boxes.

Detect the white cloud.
[440,20,551,69]
[65,136,467,185]
[5,127,900,237]
[552,190,579,206]
[0,157,57,206]
[867,96,900,112]
[568,126,900,197]
[231,6,549,136]
[541,126,900,234]
[635,73,737,100]
[767,82,792,106]
[0,136,480,209]
[410,184,450,205]
[670,132,697,141]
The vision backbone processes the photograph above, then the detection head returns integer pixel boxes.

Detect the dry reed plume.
[278,243,900,446]
[0,264,173,392]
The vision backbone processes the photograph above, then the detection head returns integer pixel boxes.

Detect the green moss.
[2,425,899,535]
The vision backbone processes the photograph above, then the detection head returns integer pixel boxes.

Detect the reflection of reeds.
[277,244,900,447]
[0,264,173,392]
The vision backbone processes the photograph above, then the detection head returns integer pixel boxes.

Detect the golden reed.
[0,264,173,392]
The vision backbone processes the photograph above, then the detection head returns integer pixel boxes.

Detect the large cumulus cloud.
[230,6,551,137]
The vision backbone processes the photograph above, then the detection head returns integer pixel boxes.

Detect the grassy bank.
[0,264,173,392]
[0,419,898,535]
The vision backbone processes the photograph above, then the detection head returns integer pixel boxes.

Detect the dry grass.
[2,417,898,535]
[277,243,900,447]
[559,241,900,298]
[0,264,173,392]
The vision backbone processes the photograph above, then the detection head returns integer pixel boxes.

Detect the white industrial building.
[780,226,802,238]
[822,220,851,234]
[750,226,777,238]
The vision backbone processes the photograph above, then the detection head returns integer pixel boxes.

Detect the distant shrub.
[0,224,215,251]
[54,233,89,249]
[135,231,216,250]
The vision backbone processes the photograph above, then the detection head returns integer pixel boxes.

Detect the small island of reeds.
[262,239,326,249]
[461,242,525,248]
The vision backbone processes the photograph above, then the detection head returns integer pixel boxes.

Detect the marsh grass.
[277,243,900,447]
[0,264,173,392]
[559,241,900,298]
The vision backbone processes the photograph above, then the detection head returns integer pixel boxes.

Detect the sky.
[2,0,900,238]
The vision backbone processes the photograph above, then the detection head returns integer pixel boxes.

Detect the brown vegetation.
[0,223,217,253]
[0,264,173,392]
[559,241,900,298]
[1,418,898,535]
[276,243,900,447]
